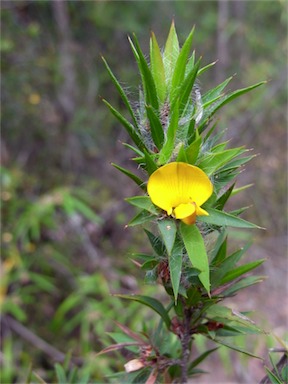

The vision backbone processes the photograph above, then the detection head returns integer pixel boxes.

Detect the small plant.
[100,22,266,383]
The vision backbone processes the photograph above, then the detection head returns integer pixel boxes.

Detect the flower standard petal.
[147,162,213,223]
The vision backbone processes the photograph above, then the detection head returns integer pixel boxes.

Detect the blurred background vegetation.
[1,1,287,383]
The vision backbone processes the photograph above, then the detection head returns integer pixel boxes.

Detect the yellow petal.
[195,205,209,216]
[147,162,213,215]
[173,202,196,219]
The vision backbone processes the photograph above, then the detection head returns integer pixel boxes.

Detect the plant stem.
[180,307,192,383]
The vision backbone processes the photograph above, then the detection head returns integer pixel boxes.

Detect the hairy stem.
[180,307,192,383]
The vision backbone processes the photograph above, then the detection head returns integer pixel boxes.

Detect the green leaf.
[128,210,154,226]
[176,144,188,162]
[164,21,179,89]
[188,348,218,371]
[220,259,265,284]
[186,130,201,164]
[222,275,265,296]
[54,363,67,384]
[158,219,177,255]
[198,81,266,133]
[211,243,251,286]
[126,196,158,215]
[214,183,235,210]
[197,148,246,176]
[210,236,227,266]
[158,99,179,164]
[171,26,195,99]
[202,76,233,105]
[198,208,262,229]
[197,60,217,76]
[209,229,226,262]
[143,150,158,175]
[122,142,144,157]
[1,299,27,322]
[150,32,166,103]
[102,99,146,152]
[206,305,261,331]
[144,229,165,256]
[146,105,164,150]
[129,35,159,112]
[180,223,210,294]
[112,163,145,190]
[178,58,201,114]
[102,56,139,130]
[69,197,102,224]
[214,81,266,112]
[28,272,55,293]
[169,239,183,302]
[264,368,283,384]
[211,338,262,359]
[114,294,171,328]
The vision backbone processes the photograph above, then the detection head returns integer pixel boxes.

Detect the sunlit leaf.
[163,21,179,89]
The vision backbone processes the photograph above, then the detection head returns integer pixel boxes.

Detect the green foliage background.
[1,1,287,383]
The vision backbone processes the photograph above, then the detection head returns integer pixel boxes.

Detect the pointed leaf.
[112,163,145,190]
[198,81,266,133]
[143,151,158,175]
[220,259,265,284]
[102,56,139,130]
[180,223,210,294]
[214,183,235,210]
[186,130,202,164]
[169,238,183,302]
[211,338,263,359]
[158,219,177,255]
[197,148,246,176]
[146,105,164,149]
[158,99,179,164]
[114,294,171,328]
[102,99,146,151]
[171,26,195,98]
[150,32,166,103]
[202,76,233,105]
[126,196,158,215]
[189,348,218,371]
[164,21,179,88]
[176,144,188,162]
[222,275,265,296]
[197,60,217,76]
[198,208,262,229]
[128,210,155,226]
[144,229,165,256]
[129,35,159,111]
[178,57,201,114]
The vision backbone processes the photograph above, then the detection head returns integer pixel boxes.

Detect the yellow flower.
[147,162,213,225]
